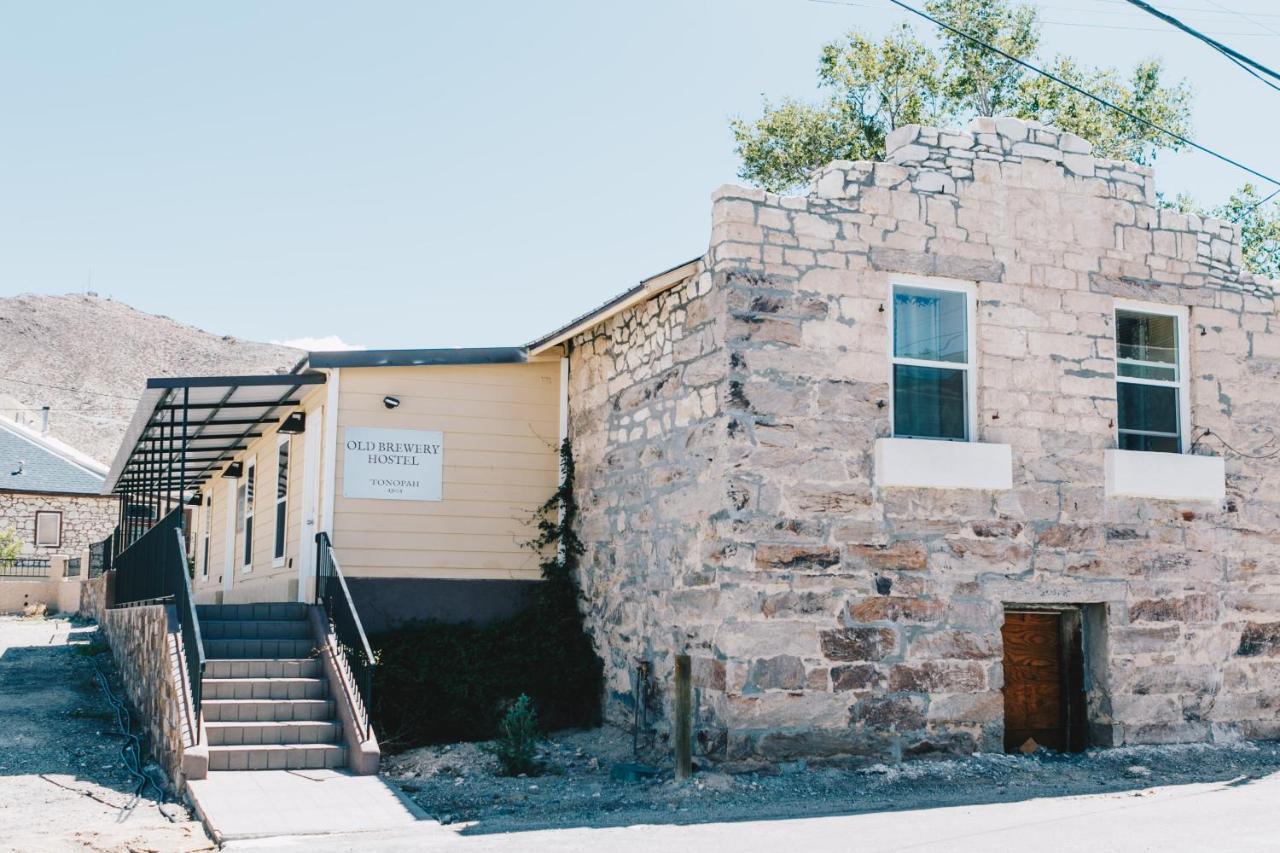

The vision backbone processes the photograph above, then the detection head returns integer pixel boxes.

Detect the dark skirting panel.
[344,577,539,634]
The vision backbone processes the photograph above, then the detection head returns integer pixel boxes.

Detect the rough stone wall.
[100,604,193,790]
[572,115,1280,763]
[567,266,733,748]
[0,492,117,556]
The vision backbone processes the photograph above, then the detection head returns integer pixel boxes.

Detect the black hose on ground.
[87,650,166,804]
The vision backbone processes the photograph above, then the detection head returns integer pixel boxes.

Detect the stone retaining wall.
[568,116,1280,763]
[100,604,196,791]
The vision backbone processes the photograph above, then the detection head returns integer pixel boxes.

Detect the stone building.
[528,116,1280,762]
[0,418,117,558]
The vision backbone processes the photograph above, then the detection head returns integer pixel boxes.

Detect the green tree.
[1211,185,1280,279]
[928,0,1038,117]
[1159,185,1280,278]
[730,0,1191,191]
[0,529,20,563]
[731,24,943,192]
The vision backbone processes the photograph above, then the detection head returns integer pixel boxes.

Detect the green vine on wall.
[371,438,603,750]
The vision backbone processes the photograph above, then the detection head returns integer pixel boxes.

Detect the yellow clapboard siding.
[338,529,535,553]
[333,361,560,582]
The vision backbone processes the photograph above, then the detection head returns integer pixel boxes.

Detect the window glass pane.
[277,443,289,501]
[235,484,246,532]
[245,463,256,509]
[1117,362,1176,382]
[894,286,967,363]
[1117,382,1179,437]
[893,364,967,440]
[275,503,287,558]
[1119,432,1181,453]
[1117,310,1177,368]
[35,513,60,546]
[244,517,253,565]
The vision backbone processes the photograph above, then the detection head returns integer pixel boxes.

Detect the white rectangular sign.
[342,426,443,502]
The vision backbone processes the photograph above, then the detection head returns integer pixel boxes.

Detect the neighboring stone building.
[0,418,117,558]
[529,116,1280,763]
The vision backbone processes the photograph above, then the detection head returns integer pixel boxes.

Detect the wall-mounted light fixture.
[222,461,244,479]
[187,493,202,506]
[383,396,401,410]
[278,411,306,434]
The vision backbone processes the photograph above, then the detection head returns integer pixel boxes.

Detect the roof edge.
[307,347,529,369]
[528,258,703,355]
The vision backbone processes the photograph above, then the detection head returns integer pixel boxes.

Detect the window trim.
[273,434,290,568]
[887,276,978,443]
[34,510,62,548]
[241,456,256,572]
[1114,299,1191,454]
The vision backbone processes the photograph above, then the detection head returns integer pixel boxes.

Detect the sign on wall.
[342,427,443,501]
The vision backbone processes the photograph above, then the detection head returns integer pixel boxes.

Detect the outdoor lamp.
[278,411,306,434]
[383,395,400,410]
[221,461,243,479]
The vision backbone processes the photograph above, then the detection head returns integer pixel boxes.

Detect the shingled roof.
[0,420,108,496]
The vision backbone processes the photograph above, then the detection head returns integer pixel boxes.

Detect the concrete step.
[207,720,341,746]
[197,603,310,622]
[207,743,346,771]
[204,638,316,659]
[201,619,313,640]
[204,658,322,680]
[203,677,328,701]
[204,699,336,723]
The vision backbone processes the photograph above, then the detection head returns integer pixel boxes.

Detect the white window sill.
[874,437,1013,490]
[1104,449,1225,502]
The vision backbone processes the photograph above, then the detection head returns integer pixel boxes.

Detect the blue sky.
[2,0,1278,349]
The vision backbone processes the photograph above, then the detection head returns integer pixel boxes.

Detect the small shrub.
[483,695,541,776]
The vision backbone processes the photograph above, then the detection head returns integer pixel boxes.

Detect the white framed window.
[889,278,977,442]
[273,435,290,567]
[34,511,61,548]
[1114,300,1189,454]
[241,457,256,571]
[200,495,211,580]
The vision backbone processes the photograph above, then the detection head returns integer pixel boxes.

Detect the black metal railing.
[114,507,184,605]
[112,507,206,741]
[315,533,375,741]
[65,556,81,578]
[172,528,206,743]
[88,532,113,578]
[0,558,50,579]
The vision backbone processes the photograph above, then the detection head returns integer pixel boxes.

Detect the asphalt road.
[225,771,1280,853]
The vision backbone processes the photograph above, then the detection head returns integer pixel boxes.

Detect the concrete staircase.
[197,603,346,772]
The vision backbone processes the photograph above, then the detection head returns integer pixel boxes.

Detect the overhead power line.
[1121,0,1280,89]
[878,0,1280,188]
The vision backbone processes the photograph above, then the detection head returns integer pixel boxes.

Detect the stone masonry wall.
[0,492,117,557]
[100,603,194,791]
[567,264,734,752]
[570,115,1280,763]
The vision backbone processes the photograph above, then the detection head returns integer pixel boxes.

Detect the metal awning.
[104,373,326,498]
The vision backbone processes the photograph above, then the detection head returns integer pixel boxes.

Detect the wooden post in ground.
[674,653,692,781]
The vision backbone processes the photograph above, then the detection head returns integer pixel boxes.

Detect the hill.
[0,294,303,466]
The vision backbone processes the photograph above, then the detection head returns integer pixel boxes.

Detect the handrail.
[173,529,207,744]
[315,532,375,742]
[109,507,206,741]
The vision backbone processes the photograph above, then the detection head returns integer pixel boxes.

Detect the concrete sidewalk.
[187,769,442,843]
[223,771,1280,852]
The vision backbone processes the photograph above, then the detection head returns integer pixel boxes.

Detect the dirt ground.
[385,723,1280,835]
[0,615,212,853]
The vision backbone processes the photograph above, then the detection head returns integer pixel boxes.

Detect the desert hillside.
[0,294,302,465]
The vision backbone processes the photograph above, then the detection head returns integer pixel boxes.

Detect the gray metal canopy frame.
[104,373,326,546]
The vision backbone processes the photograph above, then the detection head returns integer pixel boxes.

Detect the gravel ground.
[385,724,1280,835]
[0,615,212,853]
